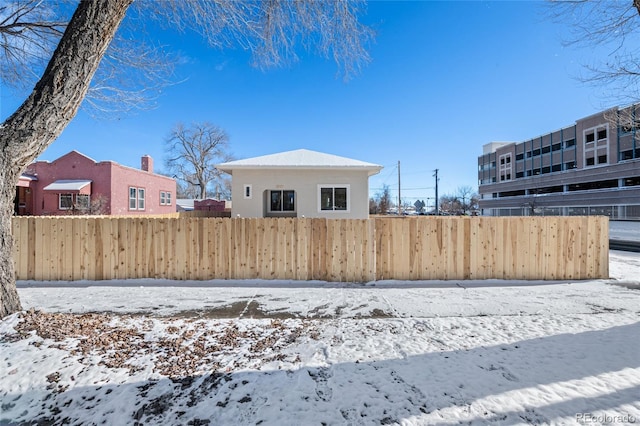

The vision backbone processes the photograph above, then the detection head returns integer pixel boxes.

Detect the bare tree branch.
[164,122,234,200]
[549,0,640,102]
[0,0,68,87]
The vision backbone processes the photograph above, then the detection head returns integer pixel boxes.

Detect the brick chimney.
[141,155,153,173]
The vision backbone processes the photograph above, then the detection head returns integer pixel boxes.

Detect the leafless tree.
[438,194,461,215]
[370,184,393,214]
[87,194,109,215]
[439,186,479,215]
[456,185,477,215]
[165,122,233,200]
[369,197,377,215]
[550,0,640,102]
[0,0,372,318]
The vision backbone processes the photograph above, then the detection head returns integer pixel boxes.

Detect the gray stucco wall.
[229,169,372,219]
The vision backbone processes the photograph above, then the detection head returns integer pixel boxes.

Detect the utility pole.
[397,160,401,215]
[433,169,439,215]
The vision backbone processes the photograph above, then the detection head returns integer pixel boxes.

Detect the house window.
[58,194,90,211]
[244,184,252,199]
[76,194,90,210]
[159,191,172,206]
[129,187,137,209]
[319,185,349,211]
[129,187,146,210]
[138,188,145,210]
[269,190,295,212]
[59,194,73,210]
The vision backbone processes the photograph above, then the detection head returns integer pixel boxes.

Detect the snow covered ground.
[1,251,639,425]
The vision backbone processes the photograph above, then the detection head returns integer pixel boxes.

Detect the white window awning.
[43,180,92,191]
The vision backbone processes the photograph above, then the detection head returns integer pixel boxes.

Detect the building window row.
[520,162,576,178]
[517,139,576,161]
[483,160,578,184]
[479,160,497,172]
[620,148,640,161]
[494,175,640,198]
[625,176,640,186]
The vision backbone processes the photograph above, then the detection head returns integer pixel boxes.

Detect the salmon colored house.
[15,151,176,216]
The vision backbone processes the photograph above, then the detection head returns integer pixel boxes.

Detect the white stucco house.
[216,149,383,219]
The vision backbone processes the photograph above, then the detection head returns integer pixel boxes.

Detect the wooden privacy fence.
[11,216,609,282]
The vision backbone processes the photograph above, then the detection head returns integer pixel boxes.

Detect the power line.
[370,186,433,191]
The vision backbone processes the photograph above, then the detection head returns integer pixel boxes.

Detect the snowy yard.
[1,251,639,425]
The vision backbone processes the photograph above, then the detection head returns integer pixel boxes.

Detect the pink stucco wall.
[25,151,176,216]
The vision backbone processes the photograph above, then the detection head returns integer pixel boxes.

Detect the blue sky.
[0,1,619,207]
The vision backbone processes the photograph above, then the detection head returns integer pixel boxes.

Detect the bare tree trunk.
[0,0,132,318]
[0,192,20,318]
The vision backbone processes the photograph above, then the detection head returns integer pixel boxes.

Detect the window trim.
[129,187,146,211]
[159,190,172,206]
[129,187,137,210]
[317,184,351,213]
[59,194,73,210]
[583,124,609,168]
[498,153,512,182]
[75,194,90,210]
[137,188,145,210]
[244,184,252,199]
[59,193,90,211]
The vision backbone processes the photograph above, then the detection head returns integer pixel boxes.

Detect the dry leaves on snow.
[6,309,318,380]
